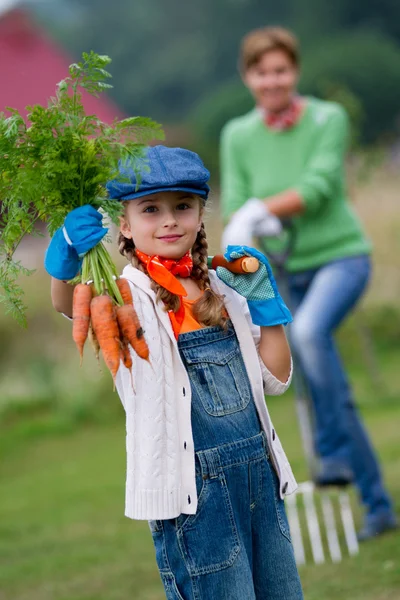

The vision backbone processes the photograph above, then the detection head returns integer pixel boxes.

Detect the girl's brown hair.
[118,224,227,329]
[239,26,299,73]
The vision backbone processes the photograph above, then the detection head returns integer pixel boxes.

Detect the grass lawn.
[1,386,399,600]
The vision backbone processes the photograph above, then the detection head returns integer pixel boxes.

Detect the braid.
[118,232,136,264]
[191,223,210,290]
[191,224,227,328]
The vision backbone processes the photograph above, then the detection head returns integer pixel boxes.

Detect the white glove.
[233,198,269,224]
[253,214,282,238]
[221,198,282,250]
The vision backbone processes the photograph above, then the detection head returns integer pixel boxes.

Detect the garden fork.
[257,226,359,565]
[283,359,359,565]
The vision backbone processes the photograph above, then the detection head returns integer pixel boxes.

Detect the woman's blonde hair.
[118,224,227,329]
[239,26,299,73]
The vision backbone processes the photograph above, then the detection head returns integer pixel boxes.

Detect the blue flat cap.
[106,145,210,201]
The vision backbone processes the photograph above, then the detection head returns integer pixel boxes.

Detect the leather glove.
[44,205,108,280]
[221,198,282,249]
[216,245,292,327]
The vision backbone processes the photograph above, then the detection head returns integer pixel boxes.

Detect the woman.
[220,26,396,541]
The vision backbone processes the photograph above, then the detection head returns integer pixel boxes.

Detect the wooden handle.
[208,255,260,274]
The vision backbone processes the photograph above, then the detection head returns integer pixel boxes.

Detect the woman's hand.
[221,198,282,249]
[44,205,108,280]
[216,245,292,327]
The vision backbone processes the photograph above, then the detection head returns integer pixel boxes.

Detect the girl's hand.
[216,245,292,327]
[44,205,108,280]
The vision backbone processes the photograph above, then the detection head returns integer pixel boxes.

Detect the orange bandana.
[135,250,193,338]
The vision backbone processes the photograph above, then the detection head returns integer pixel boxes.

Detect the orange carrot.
[90,295,121,381]
[88,322,100,363]
[116,278,133,305]
[121,339,133,370]
[72,283,93,364]
[116,304,149,361]
[209,255,259,274]
[120,337,135,393]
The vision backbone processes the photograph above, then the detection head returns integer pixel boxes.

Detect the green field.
[1,369,399,600]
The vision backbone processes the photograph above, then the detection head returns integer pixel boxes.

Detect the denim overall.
[150,321,303,600]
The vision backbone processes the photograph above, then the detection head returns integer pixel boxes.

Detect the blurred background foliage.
[30,0,400,173]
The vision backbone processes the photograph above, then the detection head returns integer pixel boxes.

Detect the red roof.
[0,8,124,122]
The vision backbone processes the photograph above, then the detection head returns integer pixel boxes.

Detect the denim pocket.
[176,471,240,576]
[159,572,185,600]
[148,519,170,574]
[269,461,292,543]
[184,332,251,416]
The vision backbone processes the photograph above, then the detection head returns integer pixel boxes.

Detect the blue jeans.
[287,255,394,523]
[150,324,303,600]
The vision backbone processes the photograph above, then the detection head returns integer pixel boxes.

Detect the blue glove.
[216,245,292,327]
[44,205,108,280]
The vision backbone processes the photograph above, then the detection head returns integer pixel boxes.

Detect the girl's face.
[120,191,203,259]
[243,49,298,113]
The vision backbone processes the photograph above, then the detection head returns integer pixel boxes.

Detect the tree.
[32,0,400,143]
[300,30,400,142]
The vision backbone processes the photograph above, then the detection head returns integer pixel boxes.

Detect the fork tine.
[301,481,325,564]
[321,492,342,562]
[286,492,306,565]
[339,492,359,556]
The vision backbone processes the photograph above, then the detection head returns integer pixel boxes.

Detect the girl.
[45,145,304,600]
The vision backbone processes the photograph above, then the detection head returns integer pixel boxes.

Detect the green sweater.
[220,97,371,272]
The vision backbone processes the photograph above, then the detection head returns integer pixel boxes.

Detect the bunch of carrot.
[72,277,149,384]
[0,51,164,330]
